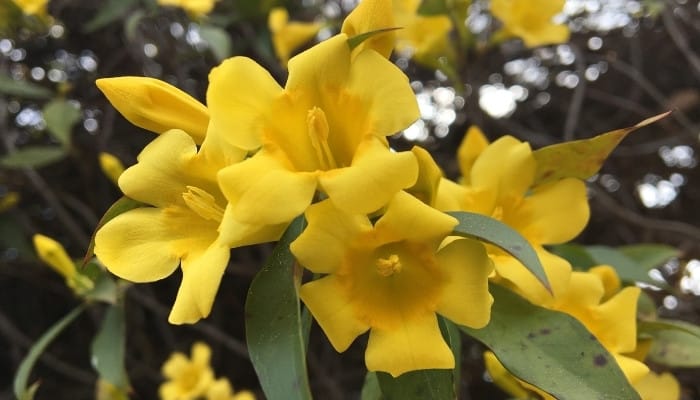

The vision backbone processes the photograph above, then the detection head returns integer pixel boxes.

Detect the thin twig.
[0,307,95,384]
[591,186,700,243]
[128,287,250,360]
[662,5,700,82]
[563,44,587,141]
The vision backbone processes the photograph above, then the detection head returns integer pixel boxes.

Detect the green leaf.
[124,10,145,42]
[0,146,66,169]
[83,196,146,265]
[82,262,119,304]
[440,317,461,398]
[585,245,666,288]
[619,244,679,271]
[83,0,137,33]
[91,304,129,390]
[417,0,449,15]
[643,319,700,367]
[347,27,402,50]
[461,284,640,400]
[0,74,52,99]
[376,369,453,400]
[360,372,381,400]
[532,112,670,185]
[14,305,86,399]
[448,211,550,291]
[245,217,312,400]
[199,25,232,62]
[43,99,81,147]
[548,243,597,270]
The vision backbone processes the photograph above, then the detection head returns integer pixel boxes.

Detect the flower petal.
[517,178,590,244]
[219,150,318,225]
[436,238,494,328]
[613,354,649,385]
[521,25,570,48]
[300,275,370,352]
[118,129,199,208]
[96,77,209,144]
[594,286,641,354]
[406,146,443,207]
[341,0,395,58]
[365,312,454,377]
[319,137,418,215]
[206,56,284,150]
[374,190,457,245]
[457,126,489,181]
[483,351,533,399]
[95,208,181,282]
[169,242,231,324]
[634,371,680,400]
[286,34,351,96]
[345,47,419,137]
[291,199,372,274]
[470,136,535,200]
[218,204,287,247]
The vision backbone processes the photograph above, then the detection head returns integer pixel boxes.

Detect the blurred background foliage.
[0,0,699,398]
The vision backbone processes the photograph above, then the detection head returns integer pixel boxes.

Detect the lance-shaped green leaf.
[641,319,700,367]
[360,372,381,400]
[200,25,232,62]
[43,99,81,148]
[585,245,668,288]
[91,304,130,392]
[14,305,86,400]
[347,27,402,50]
[532,111,670,185]
[83,196,146,265]
[619,244,679,271]
[0,74,52,99]
[0,146,66,169]
[461,284,640,400]
[448,211,550,291]
[83,0,137,32]
[245,217,312,400]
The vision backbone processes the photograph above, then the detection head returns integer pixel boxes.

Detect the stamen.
[182,186,224,222]
[376,254,402,277]
[307,106,337,170]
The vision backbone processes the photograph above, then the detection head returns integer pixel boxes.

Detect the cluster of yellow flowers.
[159,342,254,400]
[87,0,678,397]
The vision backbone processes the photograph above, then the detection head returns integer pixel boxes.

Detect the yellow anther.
[182,186,224,222]
[307,106,337,170]
[376,254,402,277]
[491,205,504,221]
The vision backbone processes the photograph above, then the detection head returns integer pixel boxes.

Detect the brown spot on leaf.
[593,354,608,366]
[539,328,551,335]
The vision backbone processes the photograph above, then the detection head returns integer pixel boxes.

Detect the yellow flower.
[392,0,454,67]
[159,342,215,400]
[99,152,125,186]
[12,0,48,16]
[206,378,255,400]
[437,127,590,306]
[0,191,19,212]
[268,7,323,66]
[292,191,493,377]
[157,0,219,18]
[484,269,649,399]
[490,0,570,48]
[33,234,94,294]
[93,127,250,324]
[96,77,210,144]
[634,371,681,400]
[212,34,420,228]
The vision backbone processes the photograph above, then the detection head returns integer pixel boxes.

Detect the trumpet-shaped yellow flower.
[12,0,48,16]
[94,127,251,324]
[99,152,125,185]
[212,34,420,227]
[634,371,681,400]
[268,8,323,66]
[485,269,649,399]
[292,192,493,377]
[206,378,255,400]
[33,234,94,293]
[491,0,570,48]
[159,342,215,400]
[96,77,209,144]
[157,0,219,18]
[392,0,454,67]
[437,127,590,306]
